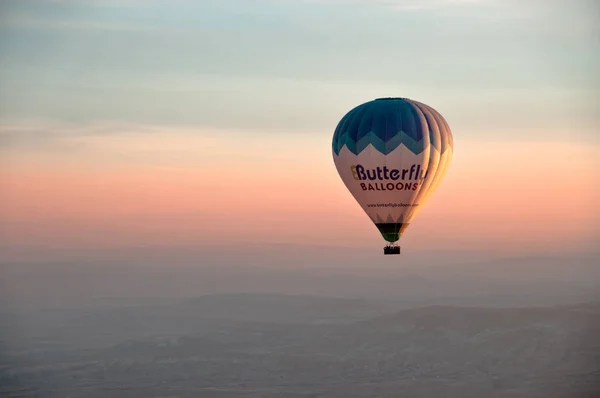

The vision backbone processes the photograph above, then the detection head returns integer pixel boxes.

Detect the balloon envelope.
[332,98,454,243]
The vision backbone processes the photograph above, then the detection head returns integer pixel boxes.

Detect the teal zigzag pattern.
[332,97,453,156]
[335,130,425,156]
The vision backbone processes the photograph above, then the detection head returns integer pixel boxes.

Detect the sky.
[0,0,598,263]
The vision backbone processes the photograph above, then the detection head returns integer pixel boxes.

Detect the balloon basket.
[383,245,401,255]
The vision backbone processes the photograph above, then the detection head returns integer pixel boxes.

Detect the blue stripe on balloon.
[332,98,452,156]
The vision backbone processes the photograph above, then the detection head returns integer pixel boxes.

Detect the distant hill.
[2,251,598,307]
[175,293,389,323]
[3,297,599,397]
[362,302,600,333]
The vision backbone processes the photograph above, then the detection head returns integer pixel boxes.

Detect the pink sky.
[1,125,597,257]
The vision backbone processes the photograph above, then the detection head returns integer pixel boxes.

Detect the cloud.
[0,122,227,171]
[0,120,316,155]
[0,121,164,151]
[13,0,492,12]
[297,0,491,10]
[0,16,161,32]
[12,0,191,6]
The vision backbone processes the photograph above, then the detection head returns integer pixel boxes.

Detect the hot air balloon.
[332,98,454,255]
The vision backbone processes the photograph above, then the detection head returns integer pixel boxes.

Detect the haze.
[1,0,599,397]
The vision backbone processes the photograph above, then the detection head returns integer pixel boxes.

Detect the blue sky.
[0,0,598,142]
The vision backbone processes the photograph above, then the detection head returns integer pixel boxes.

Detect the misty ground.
[1,249,599,397]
